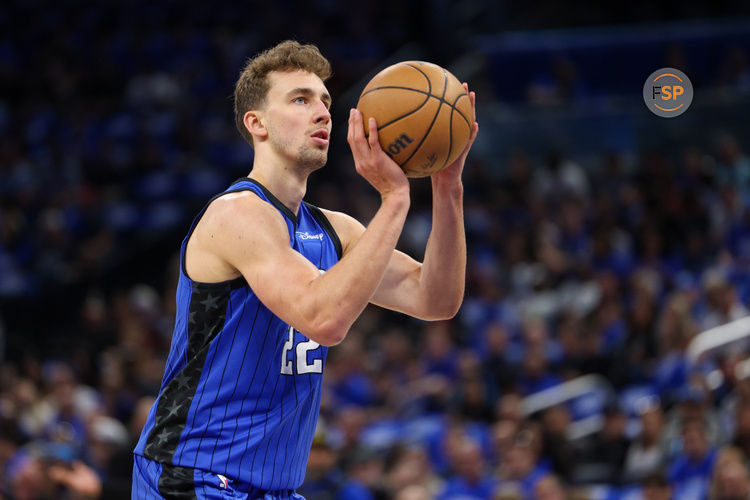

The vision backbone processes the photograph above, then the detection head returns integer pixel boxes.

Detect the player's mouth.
[310,129,329,146]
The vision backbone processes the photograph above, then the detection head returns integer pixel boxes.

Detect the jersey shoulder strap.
[303,202,343,259]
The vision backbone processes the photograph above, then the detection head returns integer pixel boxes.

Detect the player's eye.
[293,96,306,104]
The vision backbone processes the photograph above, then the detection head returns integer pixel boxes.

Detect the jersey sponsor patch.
[296,231,324,240]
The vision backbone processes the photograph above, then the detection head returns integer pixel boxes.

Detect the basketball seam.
[360,86,428,98]
[447,95,455,168]
[360,62,432,100]
[365,92,431,131]
[375,95,442,133]
[451,93,472,128]
[446,92,472,165]
[399,66,449,171]
[403,62,433,92]
[359,63,433,132]
[361,85,472,128]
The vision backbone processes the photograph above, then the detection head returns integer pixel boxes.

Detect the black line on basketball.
[398,67,449,169]
[361,62,431,99]
[364,91,431,131]
[360,86,438,102]
[361,85,472,126]
[375,95,442,133]
[359,62,435,132]
[450,93,472,129]
[403,63,433,91]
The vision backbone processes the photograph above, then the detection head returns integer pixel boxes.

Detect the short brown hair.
[233,40,332,146]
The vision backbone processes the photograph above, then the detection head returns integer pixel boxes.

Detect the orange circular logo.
[643,68,693,117]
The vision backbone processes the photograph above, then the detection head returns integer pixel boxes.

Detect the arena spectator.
[576,401,631,484]
[539,405,575,482]
[642,472,673,500]
[709,452,750,500]
[386,446,444,498]
[437,437,497,499]
[495,428,549,498]
[668,416,719,500]
[624,402,669,482]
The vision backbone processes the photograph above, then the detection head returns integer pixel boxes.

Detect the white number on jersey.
[281,325,323,375]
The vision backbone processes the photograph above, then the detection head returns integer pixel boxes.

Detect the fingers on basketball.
[356,61,474,178]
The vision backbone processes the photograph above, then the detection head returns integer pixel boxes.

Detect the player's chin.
[299,150,328,170]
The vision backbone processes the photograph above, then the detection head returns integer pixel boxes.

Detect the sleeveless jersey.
[134,177,342,490]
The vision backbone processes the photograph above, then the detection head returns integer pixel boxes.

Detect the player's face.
[263,70,332,171]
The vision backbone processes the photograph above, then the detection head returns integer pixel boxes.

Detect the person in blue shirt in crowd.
[668,416,718,500]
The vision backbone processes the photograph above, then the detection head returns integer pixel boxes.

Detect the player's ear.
[244,110,267,141]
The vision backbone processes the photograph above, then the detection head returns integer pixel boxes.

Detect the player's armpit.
[317,208,364,257]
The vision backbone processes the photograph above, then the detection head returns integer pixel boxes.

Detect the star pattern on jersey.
[155,428,172,445]
[145,285,231,463]
[143,441,155,456]
[187,287,229,357]
[172,371,191,391]
[200,293,219,311]
[165,400,182,419]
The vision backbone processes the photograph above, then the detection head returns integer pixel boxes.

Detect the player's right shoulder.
[186,190,291,281]
[208,189,264,212]
[202,190,281,229]
[197,190,290,252]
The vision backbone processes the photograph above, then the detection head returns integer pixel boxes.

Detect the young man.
[132,40,478,499]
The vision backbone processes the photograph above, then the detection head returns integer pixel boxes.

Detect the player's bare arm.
[324,86,479,321]
[185,110,410,347]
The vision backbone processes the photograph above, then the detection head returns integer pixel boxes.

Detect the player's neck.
[247,156,308,216]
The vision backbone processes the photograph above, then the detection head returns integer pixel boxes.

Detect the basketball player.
[132,40,478,499]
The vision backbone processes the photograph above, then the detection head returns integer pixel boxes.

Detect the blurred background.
[2,1,750,499]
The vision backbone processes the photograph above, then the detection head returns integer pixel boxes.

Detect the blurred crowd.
[4,1,750,500]
[4,137,750,499]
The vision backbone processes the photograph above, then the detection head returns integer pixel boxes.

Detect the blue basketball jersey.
[134,178,342,491]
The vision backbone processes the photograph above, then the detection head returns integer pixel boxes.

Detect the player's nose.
[313,100,330,124]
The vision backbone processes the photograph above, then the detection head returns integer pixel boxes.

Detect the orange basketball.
[356,61,473,178]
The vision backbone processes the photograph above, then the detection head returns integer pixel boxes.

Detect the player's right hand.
[347,108,409,200]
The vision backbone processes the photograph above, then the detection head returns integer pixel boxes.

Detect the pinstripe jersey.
[134,177,342,490]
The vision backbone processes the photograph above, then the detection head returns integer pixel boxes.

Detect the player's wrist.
[432,174,464,198]
[381,187,411,209]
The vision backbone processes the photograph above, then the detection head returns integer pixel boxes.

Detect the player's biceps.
[245,263,311,323]
[251,255,319,300]
[243,254,300,293]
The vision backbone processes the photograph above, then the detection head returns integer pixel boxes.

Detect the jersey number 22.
[281,326,323,375]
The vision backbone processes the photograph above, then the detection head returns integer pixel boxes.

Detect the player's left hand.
[432,83,478,184]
